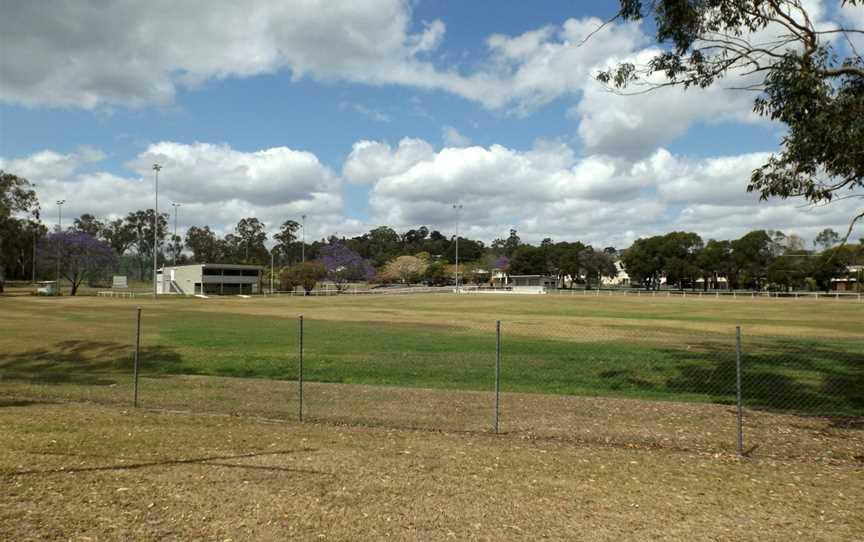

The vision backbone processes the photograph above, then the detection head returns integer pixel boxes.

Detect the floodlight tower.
[152,163,162,297]
[55,199,65,295]
[301,214,307,263]
[453,203,463,293]
[170,202,181,266]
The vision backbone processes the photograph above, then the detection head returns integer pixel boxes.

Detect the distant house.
[157,263,263,295]
[832,265,863,292]
[601,260,630,287]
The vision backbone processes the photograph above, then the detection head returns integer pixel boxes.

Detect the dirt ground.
[1,400,861,541]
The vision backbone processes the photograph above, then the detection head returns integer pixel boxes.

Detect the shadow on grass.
[7,448,328,477]
[0,340,182,386]
[0,398,58,408]
[597,339,864,420]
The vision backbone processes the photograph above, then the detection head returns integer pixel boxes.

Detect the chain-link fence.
[1,303,861,460]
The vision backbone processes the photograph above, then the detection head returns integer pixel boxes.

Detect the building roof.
[159,263,264,271]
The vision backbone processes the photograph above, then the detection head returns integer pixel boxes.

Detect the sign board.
[112,275,128,289]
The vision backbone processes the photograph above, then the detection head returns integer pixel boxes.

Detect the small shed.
[509,275,558,289]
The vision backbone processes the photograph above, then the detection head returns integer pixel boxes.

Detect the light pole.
[32,185,38,284]
[55,199,65,295]
[170,202,181,266]
[453,203,462,293]
[152,164,162,297]
[301,214,306,263]
[270,248,275,294]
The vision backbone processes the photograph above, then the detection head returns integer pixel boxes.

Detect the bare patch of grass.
[1,400,861,540]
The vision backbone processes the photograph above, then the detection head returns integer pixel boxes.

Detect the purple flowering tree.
[38,231,118,295]
[319,241,374,292]
[494,255,510,271]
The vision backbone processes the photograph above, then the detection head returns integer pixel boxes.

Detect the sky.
[1,0,862,248]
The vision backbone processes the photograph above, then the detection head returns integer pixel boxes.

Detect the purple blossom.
[38,231,117,295]
[319,241,375,289]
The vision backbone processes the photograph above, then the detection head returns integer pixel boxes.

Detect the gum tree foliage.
[273,219,301,264]
[598,0,864,239]
[813,227,841,249]
[124,209,168,279]
[38,231,117,295]
[101,218,137,256]
[185,225,222,263]
[580,247,618,289]
[319,241,375,291]
[0,172,39,292]
[233,217,268,264]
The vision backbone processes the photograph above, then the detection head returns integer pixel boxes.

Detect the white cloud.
[343,103,392,123]
[126,142,338,207]
[342,138,435,185]
[363,138,860,246]
[6,143,346,241]
[442,126,471,147]
[5,138,860,248]
[0,147,105,181]
[0,0,444,109]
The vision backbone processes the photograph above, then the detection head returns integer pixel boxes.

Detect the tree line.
[2,170,862,294]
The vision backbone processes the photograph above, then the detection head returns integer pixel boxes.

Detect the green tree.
[581,247,617,289]
[72,213,104,237]
[185,225,222,263]
[599,1,864,236]
[622,236,664,290]
[731,230,775,290]
[273,220,301,264]
[814,228,841,251]
[124,209,168,280]
[0,172,39,292]
[101,218,136,256]
[234,217,268,264]
[279,261,326,295]
[423,260,449,286]
[697,240,732,290]
[491,228,522,257]
[508,245,549,275]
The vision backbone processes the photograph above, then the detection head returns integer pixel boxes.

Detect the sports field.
[2,293,862,411]
[1,294,862,539]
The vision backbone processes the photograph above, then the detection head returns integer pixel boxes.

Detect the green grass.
[1,294,862,416]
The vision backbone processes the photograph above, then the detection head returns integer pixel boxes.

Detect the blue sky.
[1,0,860,246]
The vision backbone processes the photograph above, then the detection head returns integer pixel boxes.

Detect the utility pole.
[453,203,462,293]
[32,190,38,284]
[55,200,65,295]
[301,214,306,263]
[170,202,181,266]
[270,249,275,294]
[152,164,161,297]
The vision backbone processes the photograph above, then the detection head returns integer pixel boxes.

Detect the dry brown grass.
[1,400,861,541]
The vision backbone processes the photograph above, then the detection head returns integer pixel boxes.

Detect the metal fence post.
[133,307,141,408]
[298,314,304,422]
[735,326,744,455]
[495,320,501,434]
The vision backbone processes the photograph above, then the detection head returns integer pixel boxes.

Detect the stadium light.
[453,203,463,293]
[301,214,307,263]
[152,164,162,298]
[55,199,65,296]
[170,202,181,266]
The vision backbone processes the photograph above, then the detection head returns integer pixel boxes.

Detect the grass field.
[2,293,862,414]
[1,294,862,539]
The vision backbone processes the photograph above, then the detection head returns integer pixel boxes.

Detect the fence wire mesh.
[1,297,861,460]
